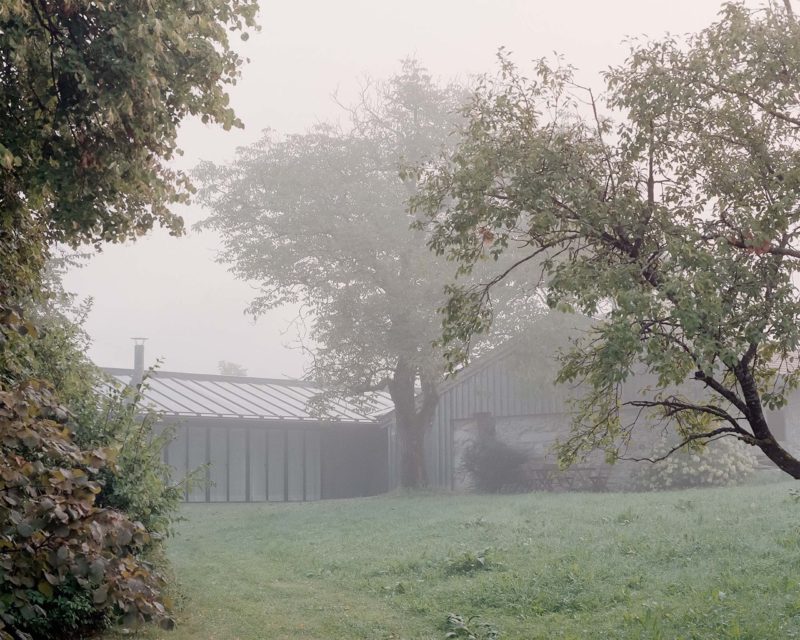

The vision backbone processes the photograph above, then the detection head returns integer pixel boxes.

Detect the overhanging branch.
[624,398,747,435]
[618,426,744,464]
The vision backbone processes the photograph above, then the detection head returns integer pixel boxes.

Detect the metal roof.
[103,368,392,424]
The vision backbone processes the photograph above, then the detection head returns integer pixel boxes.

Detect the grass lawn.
[112,480,800,639]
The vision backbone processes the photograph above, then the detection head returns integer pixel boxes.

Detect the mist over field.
[4,1,800,639]
[63,0,733,378]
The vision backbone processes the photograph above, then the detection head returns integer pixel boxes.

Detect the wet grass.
[111,478,800,639]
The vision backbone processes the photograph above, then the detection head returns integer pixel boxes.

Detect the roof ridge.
[102,367,317,388]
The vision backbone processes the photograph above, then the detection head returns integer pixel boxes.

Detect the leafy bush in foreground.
[2,287,185,637]
[76,377,185,540]
[0,382,173,640]
[29,266,184,540]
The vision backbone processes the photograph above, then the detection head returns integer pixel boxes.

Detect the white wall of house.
[451,410,704,491]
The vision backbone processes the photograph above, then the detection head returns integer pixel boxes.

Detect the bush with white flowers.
[635,436,759,490]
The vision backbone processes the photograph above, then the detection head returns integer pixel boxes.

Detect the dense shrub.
[461,437,529,493]
[19,578,108,640]
[76,378,185,540]
[0,382,173,640]
[28,269,184,539]
[635,437,758,490]
[0,270,182,638]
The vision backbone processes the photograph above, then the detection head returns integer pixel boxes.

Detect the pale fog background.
[63,0,740,379]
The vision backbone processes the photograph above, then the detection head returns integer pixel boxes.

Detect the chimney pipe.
[132,338,147,386]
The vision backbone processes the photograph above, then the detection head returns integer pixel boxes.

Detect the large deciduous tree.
[415,1,800,477]
[197,62,466,488]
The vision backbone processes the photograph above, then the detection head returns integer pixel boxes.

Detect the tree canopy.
[415,1,800,477]
[1,0,257,302]
[197,62,469,487]
[199,61,546,487]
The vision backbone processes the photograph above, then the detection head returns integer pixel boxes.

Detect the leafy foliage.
[415,2,800,477]
[0,0,258,251]
[23,258,99,417]
[18,578,108,640]
[0,0,259,347]
[0,271,184,637]
[1,2,257,635]
[197,61,467,487]
[25,263,184,539]
[82,377,185,539]
[0,382,172,640]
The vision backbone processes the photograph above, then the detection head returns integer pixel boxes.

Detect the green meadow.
[114,479,800,639]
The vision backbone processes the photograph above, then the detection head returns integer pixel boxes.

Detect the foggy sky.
[63,0,742,378]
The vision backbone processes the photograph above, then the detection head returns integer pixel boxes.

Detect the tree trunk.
[737,366,800,478]
[396,409,428,488]
[388,358,440,489]
[755,436,800,478]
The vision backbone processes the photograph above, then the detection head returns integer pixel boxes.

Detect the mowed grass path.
[119,481,800,639]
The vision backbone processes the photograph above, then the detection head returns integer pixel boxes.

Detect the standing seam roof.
[103,368,391,423]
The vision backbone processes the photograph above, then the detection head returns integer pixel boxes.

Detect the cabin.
[106,347,391,502]
[387,317,800,491]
